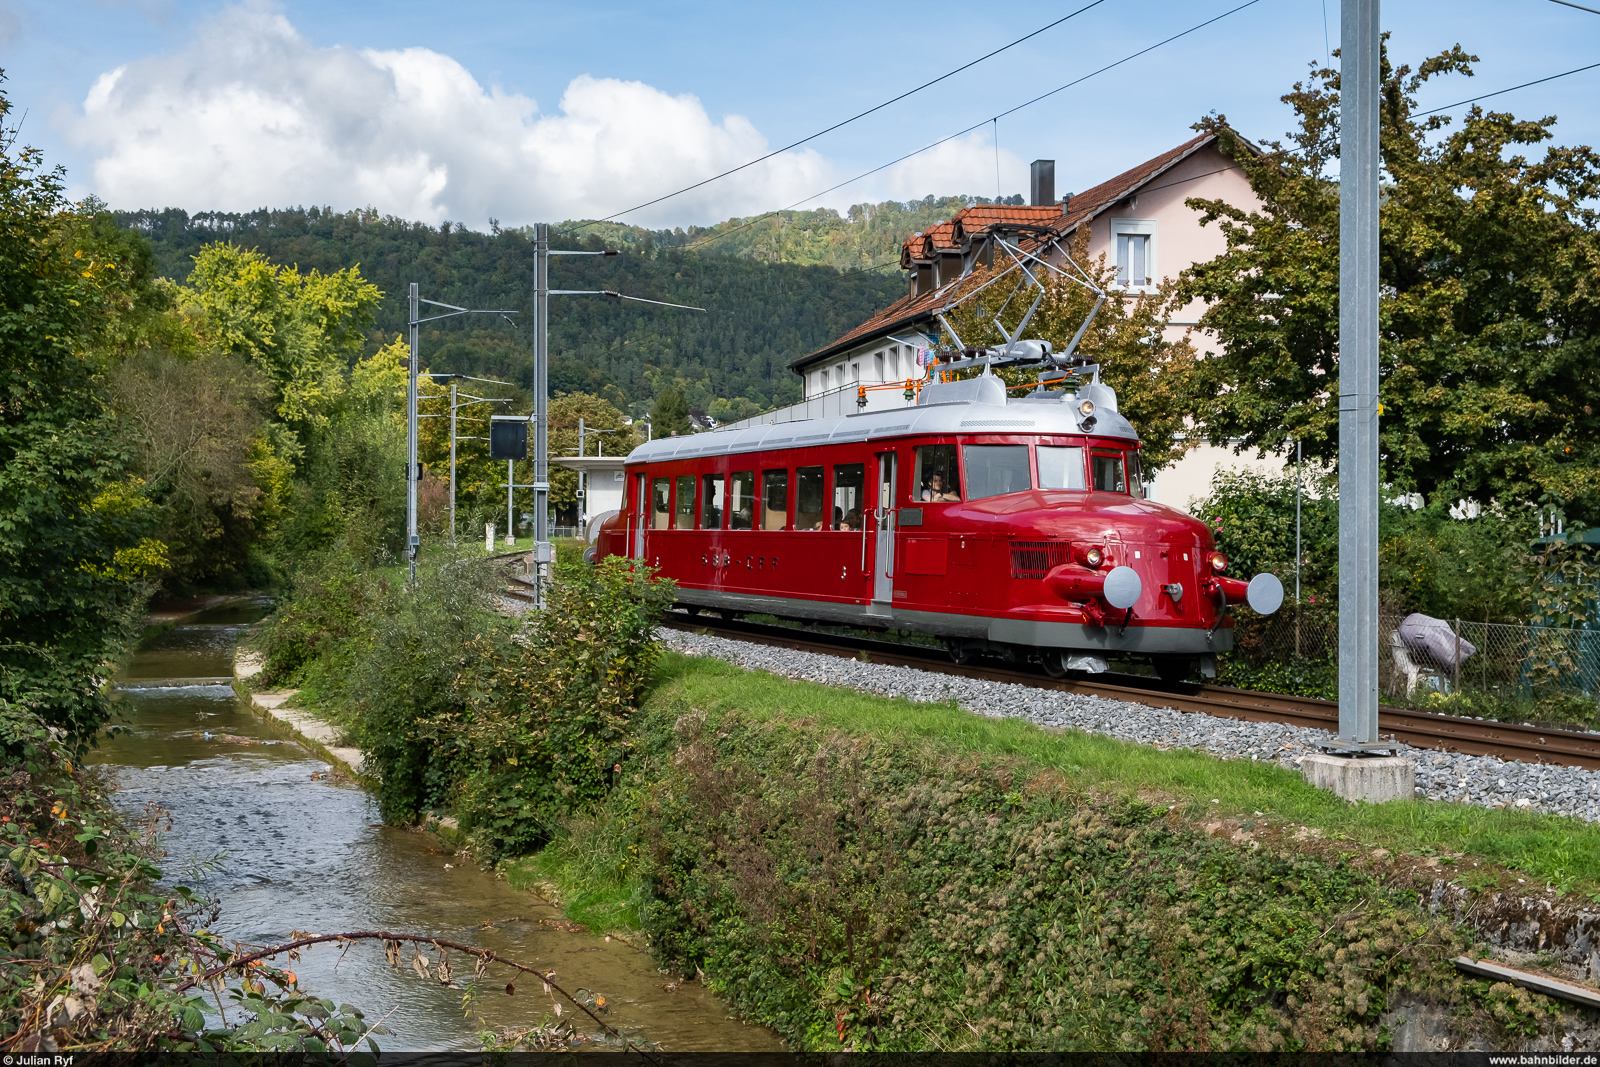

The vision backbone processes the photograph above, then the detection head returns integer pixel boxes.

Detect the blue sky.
[4,0,1598,228]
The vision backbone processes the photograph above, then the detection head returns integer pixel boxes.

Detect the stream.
[89,600,783,1053]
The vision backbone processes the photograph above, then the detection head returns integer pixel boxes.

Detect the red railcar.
[596,373,1280,681]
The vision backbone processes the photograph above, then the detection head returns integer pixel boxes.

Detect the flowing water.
[90,600,782,1053]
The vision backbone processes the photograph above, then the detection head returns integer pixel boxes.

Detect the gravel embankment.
[662,628,1600,823]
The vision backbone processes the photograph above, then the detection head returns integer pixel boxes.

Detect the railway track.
[660,611,1600,772]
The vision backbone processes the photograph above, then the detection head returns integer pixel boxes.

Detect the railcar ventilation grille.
[1009,540,1071,579]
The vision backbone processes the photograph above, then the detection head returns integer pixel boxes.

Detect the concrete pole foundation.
[1302,752,1414,804]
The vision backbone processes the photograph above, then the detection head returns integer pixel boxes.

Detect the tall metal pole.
[1338,0,1381,747]
[1295,437,1303,604]
[449,379,458,543]
[507,459,515,547]
[533,223,552,605]
[577,417,587,532]
[407,282,420,583]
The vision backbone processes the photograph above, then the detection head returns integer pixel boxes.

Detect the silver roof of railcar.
[625,374,1138,465]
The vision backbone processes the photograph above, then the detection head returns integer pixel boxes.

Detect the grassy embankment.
[519,650,1600,917]
[251,544,1599,1051]
[508,649,1600,1051]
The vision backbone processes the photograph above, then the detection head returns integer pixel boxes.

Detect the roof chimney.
[1029,159,1055,207]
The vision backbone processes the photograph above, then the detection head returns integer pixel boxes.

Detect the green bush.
[447,556,675,858]
[282,550,675,856]
[247,542,382,689]
[336,551,505,826]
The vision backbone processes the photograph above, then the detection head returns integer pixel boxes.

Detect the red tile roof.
[1048,131,1218,232]
[796,131,1253,370]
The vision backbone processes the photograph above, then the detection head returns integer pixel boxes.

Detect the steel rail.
[659,612,1600,772]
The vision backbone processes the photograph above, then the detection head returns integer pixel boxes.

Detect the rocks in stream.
[661,629,1600,823]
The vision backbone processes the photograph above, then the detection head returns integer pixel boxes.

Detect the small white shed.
[552,455,628,529]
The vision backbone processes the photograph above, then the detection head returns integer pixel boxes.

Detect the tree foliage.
[1179,43,1600,519]
[116,206,906,417]
[651,386,691,439]
[0,102,163,739]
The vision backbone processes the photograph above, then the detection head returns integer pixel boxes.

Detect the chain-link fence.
[1220,603,1600,727]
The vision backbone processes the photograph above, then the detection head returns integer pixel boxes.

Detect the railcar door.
[630,473,647,559]
[870,451,898,613]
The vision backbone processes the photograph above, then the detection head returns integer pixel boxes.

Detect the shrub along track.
[658,611,1600,772]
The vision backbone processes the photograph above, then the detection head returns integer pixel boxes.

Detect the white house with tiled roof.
[728,131,1283,511]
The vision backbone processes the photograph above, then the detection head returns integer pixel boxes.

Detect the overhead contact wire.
[685,0,1264,255]
[581,0,1109,226]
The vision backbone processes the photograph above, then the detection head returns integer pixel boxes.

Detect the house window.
[1111,219,1158,290]
[874,351,885,381]
[1117,234,1148,287]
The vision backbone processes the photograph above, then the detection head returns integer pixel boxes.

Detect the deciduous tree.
[1179,44,1600,520]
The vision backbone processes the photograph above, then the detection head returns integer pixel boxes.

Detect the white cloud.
[69,0,837,227]
[878,130,1030,204]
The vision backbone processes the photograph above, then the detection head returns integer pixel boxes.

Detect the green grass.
[648,650,1600,892]
[504,806,643,933]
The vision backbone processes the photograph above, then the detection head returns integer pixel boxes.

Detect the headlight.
[1078,399,1096,418]
[1082,545,1103,568]
[1209,551,1228,574]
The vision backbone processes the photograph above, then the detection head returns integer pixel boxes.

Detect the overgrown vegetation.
[515,652,1600,1052]
[0,702,379,1057]
[249,551,674,858]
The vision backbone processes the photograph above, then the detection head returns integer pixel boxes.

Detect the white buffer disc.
[1103,566,1142,610]
[1247,573,1284,615]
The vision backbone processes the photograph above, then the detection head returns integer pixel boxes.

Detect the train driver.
[921,473,960,503]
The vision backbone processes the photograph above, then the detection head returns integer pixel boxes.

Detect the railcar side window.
[1127,451,1145,498]
[914,444,962,502]
[1091,451,1128,493]
[651,477,671,530]
[963,445,1032,499]
[795,466,825,530]
[833,463,865,531]
[761,469,788,530]
[674,475,695,530]
[729,471,755,529]
[1037,445,1086,490]
[700,473,724,529]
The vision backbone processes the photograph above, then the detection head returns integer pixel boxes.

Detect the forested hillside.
[114,199,989,419]
[566,193,1021,272]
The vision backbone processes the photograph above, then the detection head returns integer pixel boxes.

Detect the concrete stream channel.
[91,597,783,1053]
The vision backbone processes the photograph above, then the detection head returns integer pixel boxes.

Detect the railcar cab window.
[1037,445,1087,490]
[1091,451,1128,494]
[796,466,825,530]
[914,444,961,502]
[1127,451,1145,498]
[729,471,755,530]
[762,469,788,530]
[963,445,1031,499]
[700,473,724,529]
[674,475,695,530]
[651,477,671,530]
[834,463,865,530]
